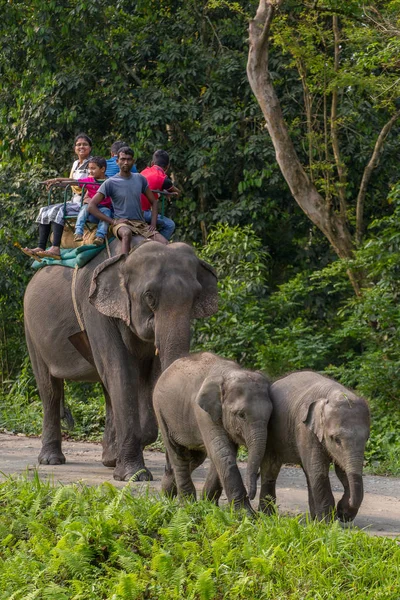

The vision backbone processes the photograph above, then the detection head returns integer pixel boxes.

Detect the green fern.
[1,477,400,599]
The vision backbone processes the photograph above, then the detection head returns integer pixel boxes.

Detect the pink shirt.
[79,177,112,209]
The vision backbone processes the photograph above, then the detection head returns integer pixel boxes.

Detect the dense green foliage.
[1,0,400,475]
[1,477,399,599]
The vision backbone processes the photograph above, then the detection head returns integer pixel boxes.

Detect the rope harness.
[71,237,111,331]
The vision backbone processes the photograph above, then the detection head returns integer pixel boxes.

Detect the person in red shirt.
[140,150,179,241]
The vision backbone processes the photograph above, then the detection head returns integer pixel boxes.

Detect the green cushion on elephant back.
[32,240,114,270]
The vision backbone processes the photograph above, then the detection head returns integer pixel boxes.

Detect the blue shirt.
[106,156,137,177]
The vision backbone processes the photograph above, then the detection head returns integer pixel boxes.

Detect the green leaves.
[1,478,400,598]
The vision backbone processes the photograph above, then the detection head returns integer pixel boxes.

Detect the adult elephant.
[24,239,218,481]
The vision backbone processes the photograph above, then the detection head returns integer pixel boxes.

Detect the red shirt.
[140,165,170,211]
[79,177,112,209]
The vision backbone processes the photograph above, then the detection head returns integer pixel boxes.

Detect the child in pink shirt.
[73,157,113,245]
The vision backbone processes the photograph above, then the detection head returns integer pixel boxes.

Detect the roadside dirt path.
[1,433,399,539]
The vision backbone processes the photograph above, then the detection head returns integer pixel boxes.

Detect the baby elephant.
[153,352,273,514]
[259,371,370,522]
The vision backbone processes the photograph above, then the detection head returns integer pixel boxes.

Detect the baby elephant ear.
[301,398,327,444]
[196,376,224,423]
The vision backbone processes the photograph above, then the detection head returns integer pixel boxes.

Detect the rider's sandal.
[16,245,42,262]
[35,250,62,260]
[93,237,105,246]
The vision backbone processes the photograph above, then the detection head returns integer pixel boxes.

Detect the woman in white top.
[23,134,93,259]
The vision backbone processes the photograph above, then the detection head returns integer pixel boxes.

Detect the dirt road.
[1,432,399,539]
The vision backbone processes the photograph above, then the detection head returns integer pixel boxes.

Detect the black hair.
[88,156,107,170]
[152,149,170,169]
[74,133,92,147]
[117,146,134,158]
[111,140,127,155]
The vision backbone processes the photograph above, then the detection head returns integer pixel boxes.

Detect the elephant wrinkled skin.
[153,352,273,514]
[259,371,370,521]
[24,239,217,481]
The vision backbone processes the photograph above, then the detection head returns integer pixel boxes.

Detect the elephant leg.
[30,349,66,466]
[88,323,152,482]
[161,451,177,498]
[258,454,281,515]
[303,463,335,521]
[203,460,223,504]
[162,447,206,499]
[334,463,351,520]
[303,470,316,519]
[157,413,196,499]
[101,384,117,468]
[189,449,207,475]
[138,358,159,449]
[203,434,255,516]
[167,444,197,500]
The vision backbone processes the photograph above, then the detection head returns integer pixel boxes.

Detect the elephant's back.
[154,353,212,399]
[25,267,73,311]
[24,266,77,338]
[154,352,236,400]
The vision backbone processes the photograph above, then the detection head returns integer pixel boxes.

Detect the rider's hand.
[44,178,57,190]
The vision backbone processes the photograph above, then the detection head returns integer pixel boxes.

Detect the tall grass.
[0,476,399,599]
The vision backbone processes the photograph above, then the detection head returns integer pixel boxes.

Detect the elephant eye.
[236,410,246,420]
[331,435,341,445]
[144,291,157,310]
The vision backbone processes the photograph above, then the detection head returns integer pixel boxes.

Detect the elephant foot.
[101,437,117,468]
[38,446,66,465]
[203,491,221,505]
[113,465,153,482]
[101,449,117,468]
[314,508,336,522]
[161,470,178,498]
[337,500,357,522]
[233,496,256,517]
[258,498,277,516]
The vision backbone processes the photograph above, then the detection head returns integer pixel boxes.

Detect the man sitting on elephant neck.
[88,146,168,254]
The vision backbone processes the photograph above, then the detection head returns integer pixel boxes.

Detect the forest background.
[1,0,400,474]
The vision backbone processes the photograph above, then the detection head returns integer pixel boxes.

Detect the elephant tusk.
[155,347,159,356]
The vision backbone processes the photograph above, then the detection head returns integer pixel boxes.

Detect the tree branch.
[363,5,400,38]
[330,15,347,220]
[250,0,283,57]
[247,1,356,268]
[356,110,400,245]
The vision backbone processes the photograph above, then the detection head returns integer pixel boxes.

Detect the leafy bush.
[1,477,399,599]
[192,223,270,365]
[194,221,400,475]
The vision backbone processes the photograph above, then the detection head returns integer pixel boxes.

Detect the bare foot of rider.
[36,246,61,259]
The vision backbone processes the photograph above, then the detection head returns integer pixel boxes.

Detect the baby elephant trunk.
[246,429,268,501]
[338,472,364,522]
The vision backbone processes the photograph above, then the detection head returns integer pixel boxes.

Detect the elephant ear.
[301,398,328,443]
[192,259,218,319]
[89,254,131,326]
[196,376,224,423]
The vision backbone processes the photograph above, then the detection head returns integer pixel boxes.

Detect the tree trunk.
[247,0,359,293]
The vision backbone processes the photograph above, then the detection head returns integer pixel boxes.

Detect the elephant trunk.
[340,472,364,522]
[246,428,269,501]
[155,311,191,372]
[336,450,365,522]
